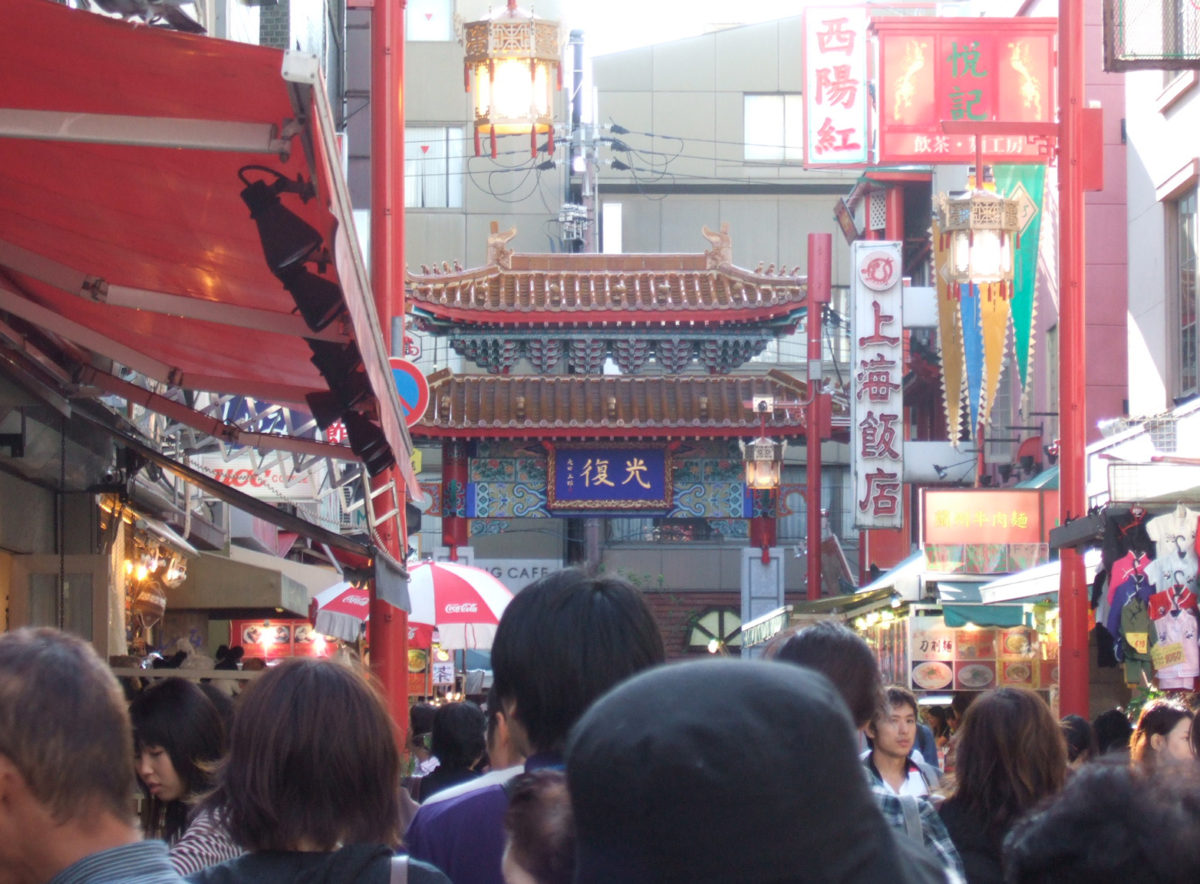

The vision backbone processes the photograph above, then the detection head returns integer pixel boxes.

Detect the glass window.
[744,94,804,162]
[405,127,465,209]
[1175,190,1198,396]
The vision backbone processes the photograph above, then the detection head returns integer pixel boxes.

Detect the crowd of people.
[5,567,1200,883]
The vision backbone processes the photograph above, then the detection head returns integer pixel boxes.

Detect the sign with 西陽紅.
[547,443,672,512]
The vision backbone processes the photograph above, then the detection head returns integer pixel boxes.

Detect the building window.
[405,127,465,209]
[406,0,454,41]
[1174,189,1198,397]
[744,94,804,162]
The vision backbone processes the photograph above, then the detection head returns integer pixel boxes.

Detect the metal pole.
[370,0,411,727]
[1057,0,1088,717]
[806,233,831,600]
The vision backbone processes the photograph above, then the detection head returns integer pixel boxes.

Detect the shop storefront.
[852,487,1064,705]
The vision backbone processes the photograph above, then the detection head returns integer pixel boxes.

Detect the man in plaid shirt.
[769,621,965,882]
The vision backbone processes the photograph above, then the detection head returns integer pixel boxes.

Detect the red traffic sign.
[389,357,430,428]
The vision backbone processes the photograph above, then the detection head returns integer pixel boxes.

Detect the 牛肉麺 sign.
[547,443,672,511]
[923,489,1051,545]
[873,17,1057,165]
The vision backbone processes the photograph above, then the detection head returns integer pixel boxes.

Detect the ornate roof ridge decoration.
[406,223,810,323]
[412,367,850,440]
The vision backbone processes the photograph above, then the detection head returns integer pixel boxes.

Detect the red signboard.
[873,18,1057,165]
[922,489,1051,545]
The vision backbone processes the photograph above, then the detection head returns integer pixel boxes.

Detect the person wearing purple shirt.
[404,568,665,884]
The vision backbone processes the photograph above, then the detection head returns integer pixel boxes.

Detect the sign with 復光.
[546,443,672,512]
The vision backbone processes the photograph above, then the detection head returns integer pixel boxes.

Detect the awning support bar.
[0,108,293,156]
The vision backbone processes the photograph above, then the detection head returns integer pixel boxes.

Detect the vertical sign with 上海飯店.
[804,6,869,166]
[851,241,904,530]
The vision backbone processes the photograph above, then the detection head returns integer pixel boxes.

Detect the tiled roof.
[412,369,850,439]
[406,226,808,327]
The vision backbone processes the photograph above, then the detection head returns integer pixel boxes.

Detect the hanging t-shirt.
[1107,563,1155,661]
[1148,585,1199,621]
[1151,605,1199,690]
[1120,592,1156,687]
[1146,508,1200,594]
[1109,552,1152,605]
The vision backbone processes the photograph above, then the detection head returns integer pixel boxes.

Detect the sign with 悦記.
[851,241,904,529]
[546,443,672,512]
[804,6,870,166]
[873,17,1057,165]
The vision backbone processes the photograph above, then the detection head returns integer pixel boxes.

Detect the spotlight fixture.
[998,463,1013,482]
[278,264,345,333]
[239,166,321,275]
[1044,443,1059,466]
[1019,454,1036,475]
[306,341,371,427]
[341,410,395,476]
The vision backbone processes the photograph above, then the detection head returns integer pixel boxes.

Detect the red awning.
[0,0,416,493]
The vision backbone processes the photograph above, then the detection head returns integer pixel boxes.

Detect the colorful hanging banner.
[992,164,1046,403]
[933,218,966,442]
[960,282,984,434]
[979,280,1011,431]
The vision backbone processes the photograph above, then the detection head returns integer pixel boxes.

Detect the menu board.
[909,616,999,692]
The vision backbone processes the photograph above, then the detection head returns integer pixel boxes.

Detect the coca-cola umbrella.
[407,561,514,650]
[308,581,371,643]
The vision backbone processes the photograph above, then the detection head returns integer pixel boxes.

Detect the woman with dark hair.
[189,658,450,883]
[130,677,242,874]
[937,687,1067,884]
[1130,699,1194,769]
[415,701,486,802]
[1060,714,1099,769]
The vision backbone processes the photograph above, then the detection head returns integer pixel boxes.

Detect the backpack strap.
[897,795,924,844]
[390,854,408,884]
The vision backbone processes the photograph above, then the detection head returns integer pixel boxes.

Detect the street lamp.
[935,186,1021,299]
[741,435,785,491]
[463,0,562,158]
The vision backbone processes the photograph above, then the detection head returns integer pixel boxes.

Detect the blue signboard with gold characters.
[547,443,672,511]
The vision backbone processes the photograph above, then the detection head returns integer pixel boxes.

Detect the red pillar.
[884,186,904,242]
[369,0,410,728]
[1057,0,1089,717]
[442,439,470,561]
[807,233,831,600]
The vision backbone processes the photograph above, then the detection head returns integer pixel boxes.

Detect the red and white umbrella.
[309,581,371,643]
[407,561,514,650]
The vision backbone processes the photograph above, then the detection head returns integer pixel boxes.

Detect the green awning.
[942,604,1025,628]
[792,587,897,618]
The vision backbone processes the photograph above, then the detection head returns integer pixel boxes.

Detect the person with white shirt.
[865,685,944,799]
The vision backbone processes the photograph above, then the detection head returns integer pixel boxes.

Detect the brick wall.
[642,590,741,660]
[259,0,290,49]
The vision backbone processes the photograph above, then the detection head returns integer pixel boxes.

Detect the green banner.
[992,164,1046,399]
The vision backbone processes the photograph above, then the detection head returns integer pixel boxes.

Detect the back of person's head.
[1004,760,1200,883]
[767,620,882,728]
[502,769,574,884]
[1092,707,1133,755]
[130,677,226,797]
[566,659,928,884]
[490,568,665,755]
[1059,714,1098,766]
[209,657,400,851]
[409,701,437,754]
[950,687,1066,833]
[1130,699,1193,768]
[0,627,134,824]
[431,700,486,772]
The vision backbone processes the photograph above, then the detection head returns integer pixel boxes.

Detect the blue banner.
[548,444,672,511]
